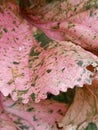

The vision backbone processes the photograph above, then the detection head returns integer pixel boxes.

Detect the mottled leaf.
[30,41,98,102]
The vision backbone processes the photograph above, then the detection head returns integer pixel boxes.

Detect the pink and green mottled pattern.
[30,41,98,102]
[0,3,36,103]
[23,0,98,53]
[0,94,68,130]
[0,1,98,104]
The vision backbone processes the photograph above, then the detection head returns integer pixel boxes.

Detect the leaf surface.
[22,0,98,53]
[2,95,68,130]
[30,41,98,102]
[0,3,36,103]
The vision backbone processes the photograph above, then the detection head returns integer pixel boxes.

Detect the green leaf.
[85,122,98,130]
[48,88,75,104]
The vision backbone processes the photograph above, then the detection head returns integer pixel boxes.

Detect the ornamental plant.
[0,0,98,130]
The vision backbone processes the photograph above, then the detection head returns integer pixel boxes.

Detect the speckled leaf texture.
[30,41,98,102]
[0,3,37,103]
[0,1,97,104]
[0,94,67,130]
[22,0,98,54]
[0,1,98,130]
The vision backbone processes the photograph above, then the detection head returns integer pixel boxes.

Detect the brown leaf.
[59,79,98,130]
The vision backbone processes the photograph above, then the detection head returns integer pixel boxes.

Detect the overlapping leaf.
[1,95,67,130]
[30,41,98,102]
[22,0,98,53]
[60,79,98,130]
[0,3,36,103]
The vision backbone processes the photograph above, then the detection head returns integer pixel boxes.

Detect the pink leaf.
[59,9,98,52]
[30,41,98,102]
[22,0,98,53]
[2,95,68,130]
[0,93,19,130]
[0,3,36,103]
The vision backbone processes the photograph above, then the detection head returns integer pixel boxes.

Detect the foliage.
[0,0,98,130]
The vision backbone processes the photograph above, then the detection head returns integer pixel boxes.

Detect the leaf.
[58,79,98,130]
[0,94,19,130]
[85,122,98,130]
[0,1,98,130]
[0,2,37,103]
[30,41,98,102]
[2,95,68,130]
[21,0,98,54]
[59,9,98,54]
[48,88,75,104]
